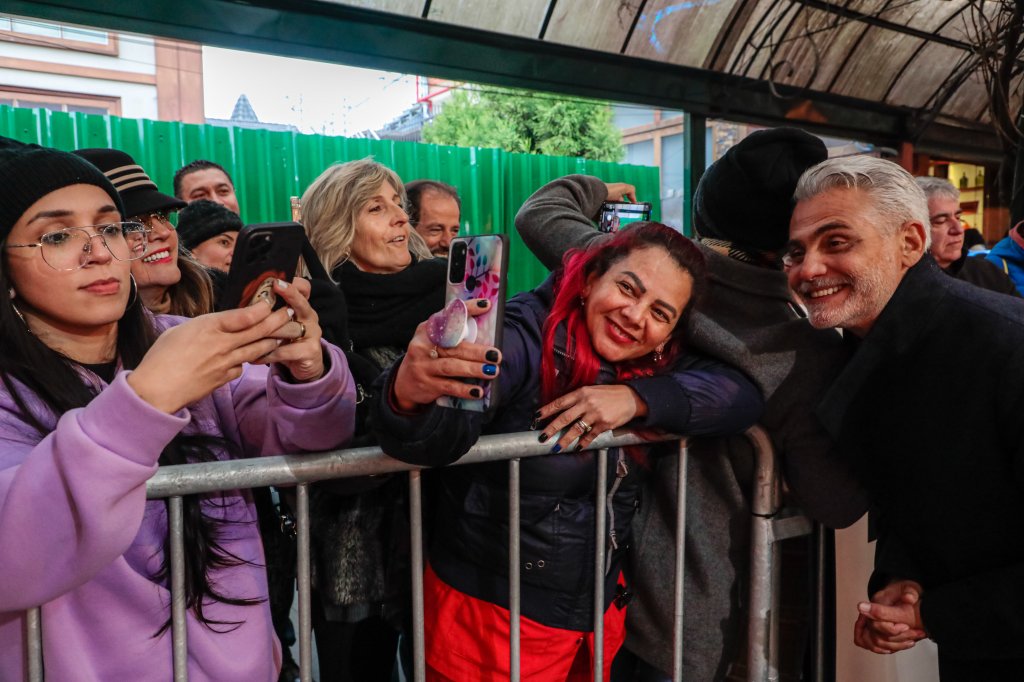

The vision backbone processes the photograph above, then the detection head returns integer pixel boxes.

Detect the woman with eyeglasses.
[0,137,356,681]
[74,148,215,317]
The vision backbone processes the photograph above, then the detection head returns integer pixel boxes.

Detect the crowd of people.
[0,125,1022,682]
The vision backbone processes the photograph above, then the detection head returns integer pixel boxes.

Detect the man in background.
[174,159,241,215]
[915,177,1017,296]
[406,179,461,257]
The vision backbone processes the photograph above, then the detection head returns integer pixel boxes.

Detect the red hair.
[540,222,706,404]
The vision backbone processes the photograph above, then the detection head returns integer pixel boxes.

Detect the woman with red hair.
[371,222,762,681]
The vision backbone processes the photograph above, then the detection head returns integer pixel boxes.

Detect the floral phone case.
[436,234,508,413]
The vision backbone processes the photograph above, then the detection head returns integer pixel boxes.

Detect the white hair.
[795,155,931,249]
[914,176,960,203]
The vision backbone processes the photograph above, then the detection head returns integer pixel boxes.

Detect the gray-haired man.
[914,176,1017,296]
[786,155,1024,680]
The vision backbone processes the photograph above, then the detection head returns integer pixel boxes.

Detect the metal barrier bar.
[746,426,783,682]
[169,496,187,682]
[295,484,312,682]
[21,428,816,681]
[814,524,828,682]
[672,441,689,682]
[25,607,42,682]
[409,470,426,682]
[593,448,609,682]
[509,459,521,682]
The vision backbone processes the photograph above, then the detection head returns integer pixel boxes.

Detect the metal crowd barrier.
[20,425,817,682]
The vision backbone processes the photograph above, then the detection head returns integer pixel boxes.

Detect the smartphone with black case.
[598,201,652,233]
[217,222,305,310]
[436,234,508,413]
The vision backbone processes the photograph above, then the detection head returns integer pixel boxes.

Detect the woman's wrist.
[389,373,427,415]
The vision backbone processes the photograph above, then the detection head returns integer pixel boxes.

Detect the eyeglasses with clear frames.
[4,222,149,271]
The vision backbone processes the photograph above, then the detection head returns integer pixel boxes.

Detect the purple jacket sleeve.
[0,342,355,611]
[220,341,357,456]
[0,373,188,610]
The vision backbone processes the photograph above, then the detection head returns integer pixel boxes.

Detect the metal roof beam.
[3,0,1002,158]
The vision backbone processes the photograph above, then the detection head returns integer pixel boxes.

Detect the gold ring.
[576,419,592,434]
[297,321,306,339]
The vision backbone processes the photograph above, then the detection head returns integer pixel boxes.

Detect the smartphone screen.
[436,234,507,413]
[599,202,652,233]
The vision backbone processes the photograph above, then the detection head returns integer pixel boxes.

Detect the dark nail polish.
[551,444,562,454]
[469,387,482,398]
[533,410,541,419]
[538,433,549,443]
[483,364,497,376]
[486,349,500,362]
[476,299,490,308]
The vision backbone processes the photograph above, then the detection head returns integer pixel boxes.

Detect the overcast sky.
[202,46,419,135]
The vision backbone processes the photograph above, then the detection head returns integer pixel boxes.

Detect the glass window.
[11,18,60,38]
[613,105,656,130]
[624,139,654,167]
[18,100,61,111]
[66,104,109,115]
[61,25,108,44]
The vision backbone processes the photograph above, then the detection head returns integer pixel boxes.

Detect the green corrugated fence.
[0,105,660,295]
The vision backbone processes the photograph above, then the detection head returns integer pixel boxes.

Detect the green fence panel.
[0,105,660,295]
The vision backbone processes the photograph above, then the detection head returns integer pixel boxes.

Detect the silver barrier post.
[672,440,689,682]
[814,524,827,682]
[296,484,313,682]
[593,448,609,682]
[25,607,42,682]
[746,427,779,682]
[409,470,426,682]
[509,459,521,682]
[169,495,188,682]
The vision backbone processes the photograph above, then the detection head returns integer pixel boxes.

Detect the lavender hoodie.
[0,316,356,681]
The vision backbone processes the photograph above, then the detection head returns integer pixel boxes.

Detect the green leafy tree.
[423,88,623,162]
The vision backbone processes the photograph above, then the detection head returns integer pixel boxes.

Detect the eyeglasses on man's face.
[3,222,149,271]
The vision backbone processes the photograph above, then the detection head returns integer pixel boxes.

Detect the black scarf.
[333,256,447,351]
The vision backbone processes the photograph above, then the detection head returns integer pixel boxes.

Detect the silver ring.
[429,345,439,359]
[576,419,592,434]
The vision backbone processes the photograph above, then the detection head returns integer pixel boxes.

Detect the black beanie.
[73,147,186,219]
[694,127,828,252]
[0,136,125,241]
[176,199,243,250]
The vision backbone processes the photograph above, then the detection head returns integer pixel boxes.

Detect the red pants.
[423,564,627,682]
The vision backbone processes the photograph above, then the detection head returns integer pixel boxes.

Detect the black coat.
[816,256,1024,678]
[371,278,763,631]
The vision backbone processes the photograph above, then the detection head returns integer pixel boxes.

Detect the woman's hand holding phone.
[392,299,501,412]
[259,277,326,383]
[129,299,296,414]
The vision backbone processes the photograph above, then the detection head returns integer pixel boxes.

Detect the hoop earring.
[127,273,138,309]
[11,302,31,333]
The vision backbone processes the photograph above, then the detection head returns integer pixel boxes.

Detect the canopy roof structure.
[9,0,1021,159]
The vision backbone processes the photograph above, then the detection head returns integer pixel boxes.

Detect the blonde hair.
[300,158,432,275]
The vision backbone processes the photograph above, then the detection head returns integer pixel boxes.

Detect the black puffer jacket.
[371,277,763,630]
